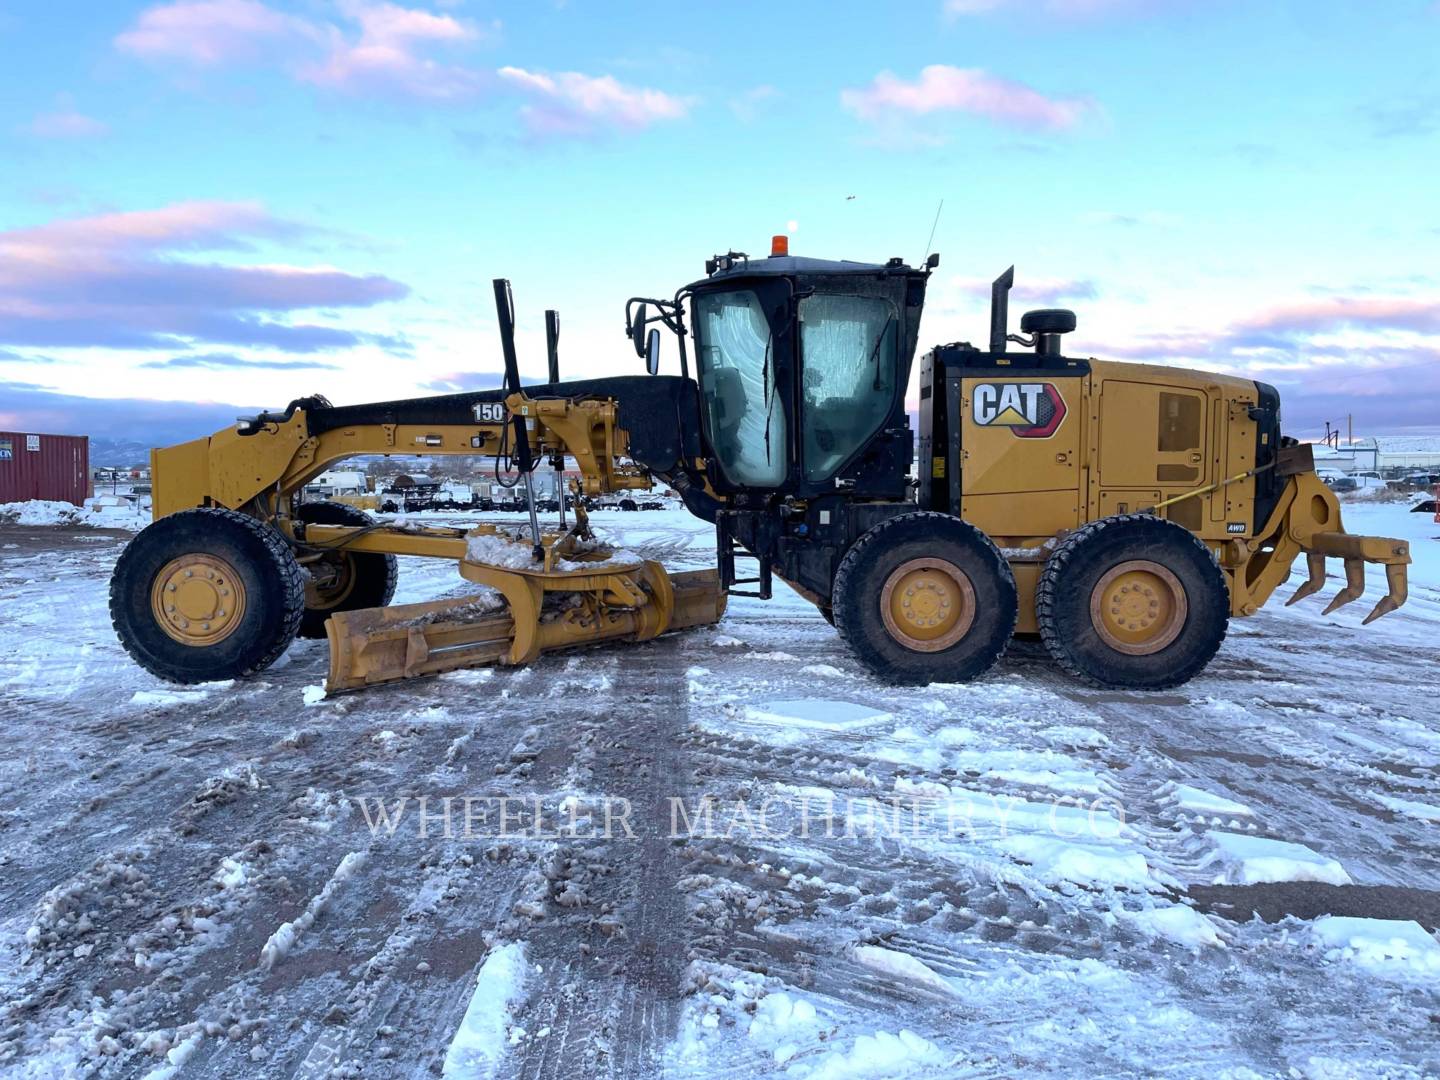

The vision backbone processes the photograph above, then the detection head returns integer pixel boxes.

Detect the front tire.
[832,512,1017,684]
[110,507,305,684]
[294,502,399,638]
[1036,514,1229,689]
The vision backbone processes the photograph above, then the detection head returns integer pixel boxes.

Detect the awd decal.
[971,382,1067,439]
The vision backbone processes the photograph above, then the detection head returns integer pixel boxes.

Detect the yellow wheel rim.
[304,553,358,612]
[1089,560,1187,656]
[880,558,976,653]
[150,554,247,647]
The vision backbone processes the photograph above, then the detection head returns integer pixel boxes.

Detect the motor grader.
[110,241,1411,693]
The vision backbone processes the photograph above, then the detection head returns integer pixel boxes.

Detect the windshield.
[798,293,897,481]
[693,289,787,488]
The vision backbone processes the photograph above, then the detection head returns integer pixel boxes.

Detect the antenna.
[921,199,944,265]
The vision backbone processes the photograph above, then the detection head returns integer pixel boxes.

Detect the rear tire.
[294,502,398,638]
[1036,514,1229,689]
[832,512,1017,684]
[110,507,304,684]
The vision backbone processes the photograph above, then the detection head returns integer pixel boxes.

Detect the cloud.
[841,65,1094,134]
[115,0,319,66]
[0,200,409,351]
[1081,210,1180,228]
[1236,298,1440,336]
[116,0,491,101]
[1099,294,1440,434]
[21,105,109,139]
[729,84,777,123]
[497,66,691,137]
[944,0,1183,16]
[951,275,1097,304]
[139,353,341,370]
[419,369,510,393]
[1360,97,1440,139]
[300,1,490,100]
[0,380,258,443]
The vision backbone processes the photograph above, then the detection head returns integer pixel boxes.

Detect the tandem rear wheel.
[832,512,1018,685]
[294,501,399,638]
[1036,514,1229,689]
[110,507,305,684]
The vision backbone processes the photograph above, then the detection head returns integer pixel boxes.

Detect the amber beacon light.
[771,234,789,257]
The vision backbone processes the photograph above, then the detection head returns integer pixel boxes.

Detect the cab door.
[1097,381,1209,528]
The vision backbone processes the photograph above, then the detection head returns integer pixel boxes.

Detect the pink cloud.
[498,66,691,137]
[841,65,1094,132]
[0,201,407,352]
[1236,297,1440,336]
[22,108,109,139]
[951,275,1097,303]
[116,0,490,100]
[300,1,489,100]
[114,0,318,66]
[944,0,1183,16]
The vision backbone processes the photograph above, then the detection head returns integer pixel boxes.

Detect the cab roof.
[691,252,918,289]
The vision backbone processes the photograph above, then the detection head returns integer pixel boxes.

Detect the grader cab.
[109,242,1411,694]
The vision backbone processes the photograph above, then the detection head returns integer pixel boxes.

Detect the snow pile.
[1123,904,1223,948]
[1159,782,1254,820]
[257,851,366,969]
[997,834,1151,889]
[889,781,1154,890]
[1369,793,1440,823]
[1202,832,1351,886]
[743,699,893,732]
[674,961,942,1076]
[1310,917,1440,977]
[851,945,955,995]
[0,498,147,528]
[800,1029,944,1079]
[442,942,530,1078]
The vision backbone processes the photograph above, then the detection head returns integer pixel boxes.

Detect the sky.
[0,0,1437,446]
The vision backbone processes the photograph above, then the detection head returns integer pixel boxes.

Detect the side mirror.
[630,303,648,358]
[645,329,661,375]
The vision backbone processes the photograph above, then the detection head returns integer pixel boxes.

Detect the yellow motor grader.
[110,246,1410,693]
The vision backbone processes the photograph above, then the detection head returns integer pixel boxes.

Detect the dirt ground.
[1,507,1437,1079]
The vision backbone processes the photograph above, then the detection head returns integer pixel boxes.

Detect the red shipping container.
[0,431,90,507]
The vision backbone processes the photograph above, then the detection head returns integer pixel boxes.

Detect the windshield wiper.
[868,314,895,391]
[760,337,776,464]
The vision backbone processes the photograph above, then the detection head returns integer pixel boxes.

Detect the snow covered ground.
[0,503,1437,1078]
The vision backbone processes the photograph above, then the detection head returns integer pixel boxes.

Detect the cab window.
[799,294,897,481]
[693,289,787,488]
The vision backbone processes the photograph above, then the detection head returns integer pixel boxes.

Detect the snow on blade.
[257,851,366,969]
[441,941,529,1078]
[1202,833,1352,886]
